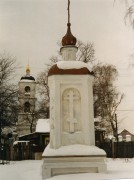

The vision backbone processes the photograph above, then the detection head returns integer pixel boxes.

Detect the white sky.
[0,0,134,132]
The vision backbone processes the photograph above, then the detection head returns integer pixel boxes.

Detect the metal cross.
[67,0,70,24]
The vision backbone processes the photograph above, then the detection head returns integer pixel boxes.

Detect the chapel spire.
[67,0,70,24]
[62,0,77,46]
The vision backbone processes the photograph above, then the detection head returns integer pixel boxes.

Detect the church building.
[16,66,37,136]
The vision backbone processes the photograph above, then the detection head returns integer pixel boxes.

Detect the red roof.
[48,64,94,76]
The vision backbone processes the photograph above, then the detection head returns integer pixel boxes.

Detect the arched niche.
[62,88,81,133]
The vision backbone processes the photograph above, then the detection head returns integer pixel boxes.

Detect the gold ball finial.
[26,65,30,74]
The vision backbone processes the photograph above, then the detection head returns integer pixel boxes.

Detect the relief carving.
[62,88,81,133]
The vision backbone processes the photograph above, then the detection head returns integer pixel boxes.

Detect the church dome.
[62,23,77,46]
[20,65,35,81]
[20,76,35,81]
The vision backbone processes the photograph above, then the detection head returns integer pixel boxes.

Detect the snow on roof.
[13,141,29,145]
[43,144,106,157]
[118,129,124,134]
[19,132,35,138]
[56,61,92,71]
[118,128,134,135]
[36,119,50,133]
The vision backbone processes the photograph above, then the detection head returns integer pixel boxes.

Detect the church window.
[25,86,30,93]
[24,102,30,112]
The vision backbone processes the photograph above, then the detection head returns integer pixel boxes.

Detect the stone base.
[42,155,107,180]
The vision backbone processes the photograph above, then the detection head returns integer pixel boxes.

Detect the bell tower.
[17,66,36,136]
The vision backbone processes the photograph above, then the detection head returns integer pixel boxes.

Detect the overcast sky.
[0,0,134,132]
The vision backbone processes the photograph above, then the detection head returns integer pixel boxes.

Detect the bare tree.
[45,56,59,71]
[124,1,134,28]
[23,104,40,133]
[93,63,124,136]
[77,41,95,63]
[0,54,18,127]
[114,0,134,28]
[37,71,50,119]
[0,53,18,151]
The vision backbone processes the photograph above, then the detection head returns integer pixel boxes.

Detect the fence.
[13,142,34,160]
[100,141,134,158]
[1,141,134,161]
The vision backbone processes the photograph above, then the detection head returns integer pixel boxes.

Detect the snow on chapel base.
[43,144,106,157]
[42,144,107,179]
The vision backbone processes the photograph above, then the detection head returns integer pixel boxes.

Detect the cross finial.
[61,0,77,46]
[67,0,70,24]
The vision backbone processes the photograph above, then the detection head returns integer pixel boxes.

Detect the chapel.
[42,1,106,179]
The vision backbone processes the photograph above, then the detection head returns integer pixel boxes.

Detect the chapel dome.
[62,23,77,46]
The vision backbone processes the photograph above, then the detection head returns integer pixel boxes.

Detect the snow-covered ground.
[0,158,134,180]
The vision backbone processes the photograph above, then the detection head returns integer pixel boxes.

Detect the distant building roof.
[36,119,50,133]
[119,129,134,136]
